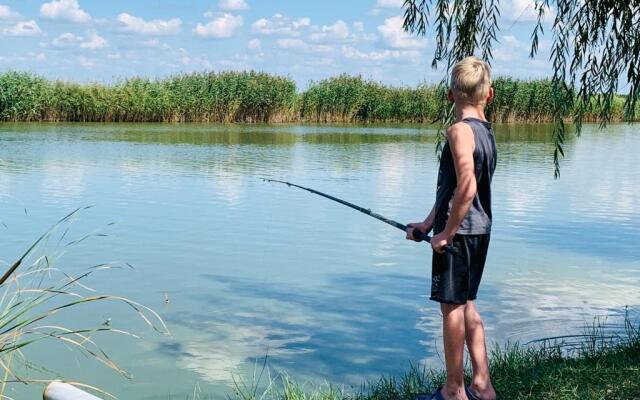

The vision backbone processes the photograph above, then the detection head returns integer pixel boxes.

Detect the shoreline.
[1,120,636,127]
[226,322,640,400]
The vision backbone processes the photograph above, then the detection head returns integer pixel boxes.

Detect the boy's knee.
[465,310,484,329]
[440,302,466,317]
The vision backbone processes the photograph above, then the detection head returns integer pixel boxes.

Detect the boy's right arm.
[406,204,436,241]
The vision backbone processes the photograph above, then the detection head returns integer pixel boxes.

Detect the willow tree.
[402,0,640,176]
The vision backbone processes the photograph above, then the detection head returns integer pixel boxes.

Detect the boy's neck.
[454,103,487,122]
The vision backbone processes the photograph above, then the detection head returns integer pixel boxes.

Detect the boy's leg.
[440,303,468,400]
[464,301,496,399]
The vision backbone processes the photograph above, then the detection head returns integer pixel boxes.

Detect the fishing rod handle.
[412,228,459,255]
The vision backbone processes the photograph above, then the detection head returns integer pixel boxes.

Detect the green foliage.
[300,74,438,123]
[301,75,633,123]
[402,0,640,176]
[0,71,636,124]
[0,71,298,123]
[0,71,52,121]
[487,77,557,122]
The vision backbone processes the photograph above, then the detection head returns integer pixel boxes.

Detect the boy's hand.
[406,221,432,241]
[431,232,452,253]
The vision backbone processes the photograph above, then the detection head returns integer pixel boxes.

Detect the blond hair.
[450,56,492,105]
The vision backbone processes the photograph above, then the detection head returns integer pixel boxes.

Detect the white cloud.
[174,47,212,70]
[492,36,551,74]
[52,30,107,49]
[140,38,160,47]
[504,0,555,22]
[310,20,350,42]
[40,0,91,23]
[252,14,310,36]
[353,22,364,32]
[376,0,404,8]
[80,30,107,49]
[248,38,261,50]
[276,38,332,53]
[502,34,520,46]
[77,55,95,68]
[378,16,426,49]
[194,13,243,38]
[52,32,82,47]
[117,13,182,35]
[2,20,42,36]
[177,48,191,66]
[493,48,513,62]
[218,0,249,11]
[493,33,546,62]
[342,45,419,61]
[0,5,19,19]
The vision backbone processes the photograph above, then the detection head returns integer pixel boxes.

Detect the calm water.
[0,123,638,399]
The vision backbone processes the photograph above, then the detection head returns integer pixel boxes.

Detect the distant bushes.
[487,77,628,123]
[303,75,634,123]
[487,77,556,123]
[0,71,297,123]
[300,74,439,123]
[0,71,634,123]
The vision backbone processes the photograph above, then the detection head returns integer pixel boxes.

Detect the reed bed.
[0,71,298,123]
[299,74,439,123]
[0,71,636,124]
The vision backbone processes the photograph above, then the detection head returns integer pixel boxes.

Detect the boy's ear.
[486,87,494,104]
[447,89,455,103]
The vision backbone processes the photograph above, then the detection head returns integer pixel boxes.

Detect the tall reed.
[299,74,439,123]
[0,71,636,124]
[0,207,168,397]
[0,71,298,123]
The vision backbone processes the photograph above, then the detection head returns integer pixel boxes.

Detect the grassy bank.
[228,317,640,400]
[1,71,636,124]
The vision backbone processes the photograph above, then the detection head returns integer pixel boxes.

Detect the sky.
[0,0,555,87]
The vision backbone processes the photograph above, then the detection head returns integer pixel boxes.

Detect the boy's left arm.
[431,123,477,253]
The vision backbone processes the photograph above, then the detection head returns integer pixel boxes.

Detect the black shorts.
[430,234,490,305]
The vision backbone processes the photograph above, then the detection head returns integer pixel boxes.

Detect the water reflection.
[0,122,638,399]
[164,272,434,385]
[160,268,639,386]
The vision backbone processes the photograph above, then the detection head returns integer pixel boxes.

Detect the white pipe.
[43,381,102,400]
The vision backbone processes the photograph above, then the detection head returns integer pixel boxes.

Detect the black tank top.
[433,117,497,235]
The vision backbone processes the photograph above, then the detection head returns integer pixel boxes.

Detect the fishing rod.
[263,179,458,255]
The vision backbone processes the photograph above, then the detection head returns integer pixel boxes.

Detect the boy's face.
[448,87,494,106]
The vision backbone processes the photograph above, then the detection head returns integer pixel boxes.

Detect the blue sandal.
[415,387,445,400]
[432,388,446,400]
[465,386,481,400]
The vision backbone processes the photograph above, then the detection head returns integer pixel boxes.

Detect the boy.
[406,56,497,400]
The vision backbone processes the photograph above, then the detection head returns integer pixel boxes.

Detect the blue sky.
[0,0,554,87]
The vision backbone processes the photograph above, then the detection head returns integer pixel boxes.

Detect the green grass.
[224,314,640,400]
[1,71,636,124]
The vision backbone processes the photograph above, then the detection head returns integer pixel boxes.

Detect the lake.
[0,123,638,399]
